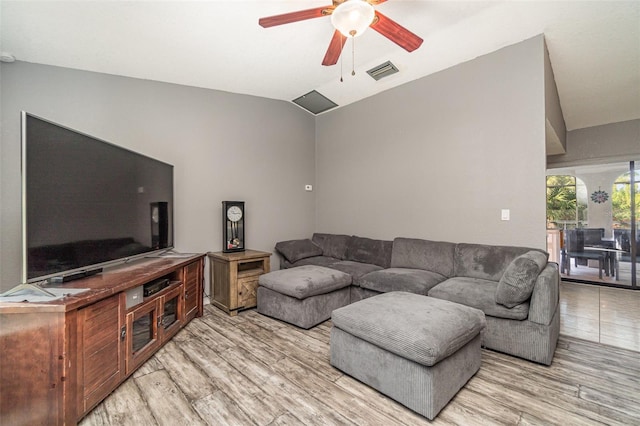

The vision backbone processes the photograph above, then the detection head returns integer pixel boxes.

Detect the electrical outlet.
[305,184,313,191]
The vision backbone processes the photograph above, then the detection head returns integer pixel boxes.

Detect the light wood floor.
[80,297,640,426]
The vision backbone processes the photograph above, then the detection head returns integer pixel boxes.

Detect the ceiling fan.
[259,0,423,66]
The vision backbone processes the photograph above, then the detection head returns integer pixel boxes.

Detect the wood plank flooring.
[80,304,640,426]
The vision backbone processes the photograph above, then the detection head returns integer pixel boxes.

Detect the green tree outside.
[546,175,588,229]
[612,171,640,228]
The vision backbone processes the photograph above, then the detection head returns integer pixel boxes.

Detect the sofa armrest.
[527,262,559,325]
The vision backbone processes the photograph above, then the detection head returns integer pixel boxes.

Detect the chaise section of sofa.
[426,243,559,365]
[273,233,560,365]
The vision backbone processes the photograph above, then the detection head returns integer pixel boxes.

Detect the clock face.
[227,205,243,222]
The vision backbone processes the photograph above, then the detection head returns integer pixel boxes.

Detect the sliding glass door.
[547,161,638,288]
[611,161,638,288]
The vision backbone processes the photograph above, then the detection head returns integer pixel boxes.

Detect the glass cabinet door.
[160,286,183,340]
[132,311,154,353]
[127,299,160,374]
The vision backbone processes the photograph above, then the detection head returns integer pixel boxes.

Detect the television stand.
[0,254,205,425]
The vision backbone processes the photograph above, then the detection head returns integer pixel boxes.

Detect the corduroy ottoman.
[330,291,486,420]
[257,265,352,329]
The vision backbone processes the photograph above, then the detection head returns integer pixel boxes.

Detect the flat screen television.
[22,112,174,283]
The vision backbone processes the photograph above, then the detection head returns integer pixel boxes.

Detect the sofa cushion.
[284,255,340,269]
[454,243,545,282]
[390,238,456,278]
[311,233,351,260]
[331,292,486,366]
[258,265,352,299]
[495,250,549,308]
[275,239,323,263]
[329,261,384,284]
[344,236,392,268]
[359,268,447,295]
[428,277,529,320]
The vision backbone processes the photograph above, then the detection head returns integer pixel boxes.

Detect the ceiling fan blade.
[370,11,423,52]
[322,30,347,66]
[259,6,332,28]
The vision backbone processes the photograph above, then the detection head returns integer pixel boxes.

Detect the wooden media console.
[0,254,205,425]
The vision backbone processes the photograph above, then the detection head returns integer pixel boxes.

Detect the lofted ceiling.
[1,1,638,131]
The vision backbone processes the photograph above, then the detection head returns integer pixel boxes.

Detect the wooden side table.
[208,250,271,316]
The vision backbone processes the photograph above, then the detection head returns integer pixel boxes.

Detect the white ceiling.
[1,1,638,130]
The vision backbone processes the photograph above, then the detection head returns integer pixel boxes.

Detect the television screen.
[22,112,174,282]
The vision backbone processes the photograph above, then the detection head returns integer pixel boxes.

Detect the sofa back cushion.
[454,243,546,282]
[312,233,350,260]
[390,238,456,278]
[344,236,392,268]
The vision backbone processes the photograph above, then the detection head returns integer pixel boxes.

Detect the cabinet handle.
[120,326,126,341]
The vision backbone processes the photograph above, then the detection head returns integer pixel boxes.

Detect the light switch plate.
[501,209,510,221]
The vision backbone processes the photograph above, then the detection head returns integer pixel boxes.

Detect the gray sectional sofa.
[275,233,560,365]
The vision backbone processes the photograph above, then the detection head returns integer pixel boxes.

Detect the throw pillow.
[275,239,323,263]
[495,250,549,308]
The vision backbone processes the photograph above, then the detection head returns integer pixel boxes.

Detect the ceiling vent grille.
[367,61,399,81]
[292,90,338,115]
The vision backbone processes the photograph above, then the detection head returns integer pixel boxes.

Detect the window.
[546,175,588,229]
[612,170,640,229]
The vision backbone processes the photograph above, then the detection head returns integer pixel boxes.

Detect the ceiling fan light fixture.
[331,0,375,38]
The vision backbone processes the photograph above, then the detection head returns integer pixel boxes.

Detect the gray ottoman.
[330,291,486,420]
[257,265,352,329]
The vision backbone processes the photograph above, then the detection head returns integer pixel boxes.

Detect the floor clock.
[222,201,245,252]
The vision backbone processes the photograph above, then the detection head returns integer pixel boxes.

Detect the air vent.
[292,90,338,115]
[366,61,399,81]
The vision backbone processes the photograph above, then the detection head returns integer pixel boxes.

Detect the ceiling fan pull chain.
[340,46,344,82]
[351,37,356,76]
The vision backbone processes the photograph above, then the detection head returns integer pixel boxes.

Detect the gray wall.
[315,36,548,248]
[547,119,640,168]
[0,62,316,292]
[544,39,567,155]
[1,35,573,292]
